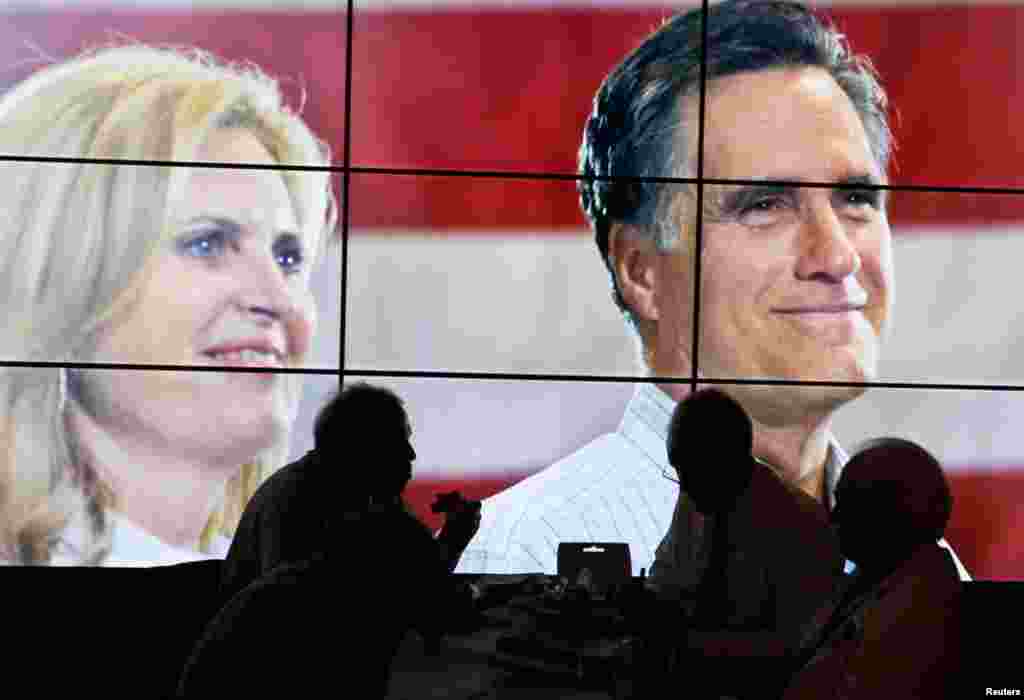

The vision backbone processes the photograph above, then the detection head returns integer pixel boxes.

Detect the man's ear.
[608,223,661,323]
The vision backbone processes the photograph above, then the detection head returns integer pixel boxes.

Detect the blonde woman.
[0,44,337,565]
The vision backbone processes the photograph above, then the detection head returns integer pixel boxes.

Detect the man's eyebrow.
[713,173,886,212]
[836,173,884,189]
[835,173,888,204]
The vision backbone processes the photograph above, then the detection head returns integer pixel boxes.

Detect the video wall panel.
[0,0,1021,589]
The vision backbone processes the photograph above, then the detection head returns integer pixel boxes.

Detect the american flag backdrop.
[3,0,1024,580]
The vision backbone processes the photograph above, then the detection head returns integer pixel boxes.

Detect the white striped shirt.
[457,383,971,581]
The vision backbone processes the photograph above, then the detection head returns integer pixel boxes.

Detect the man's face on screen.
[85,128,316,455]
[649,67,893,423]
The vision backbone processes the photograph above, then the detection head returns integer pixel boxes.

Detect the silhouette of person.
[199,383,480,697]
[220,381,482,592]
[781,437,962,700]
[217,383,375,603]
[662,387,754,627]
[646,388,845,700]
[356,412,483,657]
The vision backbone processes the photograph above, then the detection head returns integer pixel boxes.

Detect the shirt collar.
[617,382,677,482]
[52,512,227,566]
[621,382,846,508]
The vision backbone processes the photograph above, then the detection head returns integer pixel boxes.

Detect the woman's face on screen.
[82,128,316,458]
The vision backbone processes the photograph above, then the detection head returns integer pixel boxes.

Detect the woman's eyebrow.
[180,215,243,234]
[182,215,303,241]
[275,229,305,242]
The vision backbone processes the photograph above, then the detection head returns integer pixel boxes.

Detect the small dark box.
[557,542,632,586]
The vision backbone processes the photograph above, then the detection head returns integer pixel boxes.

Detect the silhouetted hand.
[437,494,481,550]
[434,491,482,571]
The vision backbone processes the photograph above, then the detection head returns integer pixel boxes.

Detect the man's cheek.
[860,234,894,295]
[861,270,891,339]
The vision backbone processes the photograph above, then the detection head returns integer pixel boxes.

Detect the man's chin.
[798,349,878,389]
[733,376,869,428]
[798,361,874,407]
[806,382,867,415]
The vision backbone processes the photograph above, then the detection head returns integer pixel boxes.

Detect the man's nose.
[795,202,862,283]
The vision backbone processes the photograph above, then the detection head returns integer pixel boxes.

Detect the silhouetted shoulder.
[251,450,320,502]
[220,451,326,582]
[784,544,962,700]
[178,560,334,694]
[864,543,961,629]
[177,558,402,697]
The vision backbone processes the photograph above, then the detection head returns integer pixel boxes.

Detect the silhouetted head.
[314,382,416,502]
[832,437,952,574]
[667,388,754,515]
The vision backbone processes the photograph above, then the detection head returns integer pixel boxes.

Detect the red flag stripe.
[1,7,1024,229]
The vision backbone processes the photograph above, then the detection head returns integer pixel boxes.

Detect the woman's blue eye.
[179,226,304,274]
[274,234,305,275]
[276,248,303,273]
[179,230,227,258]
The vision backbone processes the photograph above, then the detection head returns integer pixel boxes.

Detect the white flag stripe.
[346,233,637,377]
[346,228,1024,476]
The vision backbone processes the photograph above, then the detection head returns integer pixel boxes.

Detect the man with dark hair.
[458,0,969,581]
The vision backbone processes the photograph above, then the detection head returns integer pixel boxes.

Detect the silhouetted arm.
[648,490,704,598]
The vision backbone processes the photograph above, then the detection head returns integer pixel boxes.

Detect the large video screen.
[0,0,1021,586]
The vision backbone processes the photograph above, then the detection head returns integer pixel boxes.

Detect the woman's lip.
[202,340,286,362]
[773,305,866,314]
[201,349,285,367]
